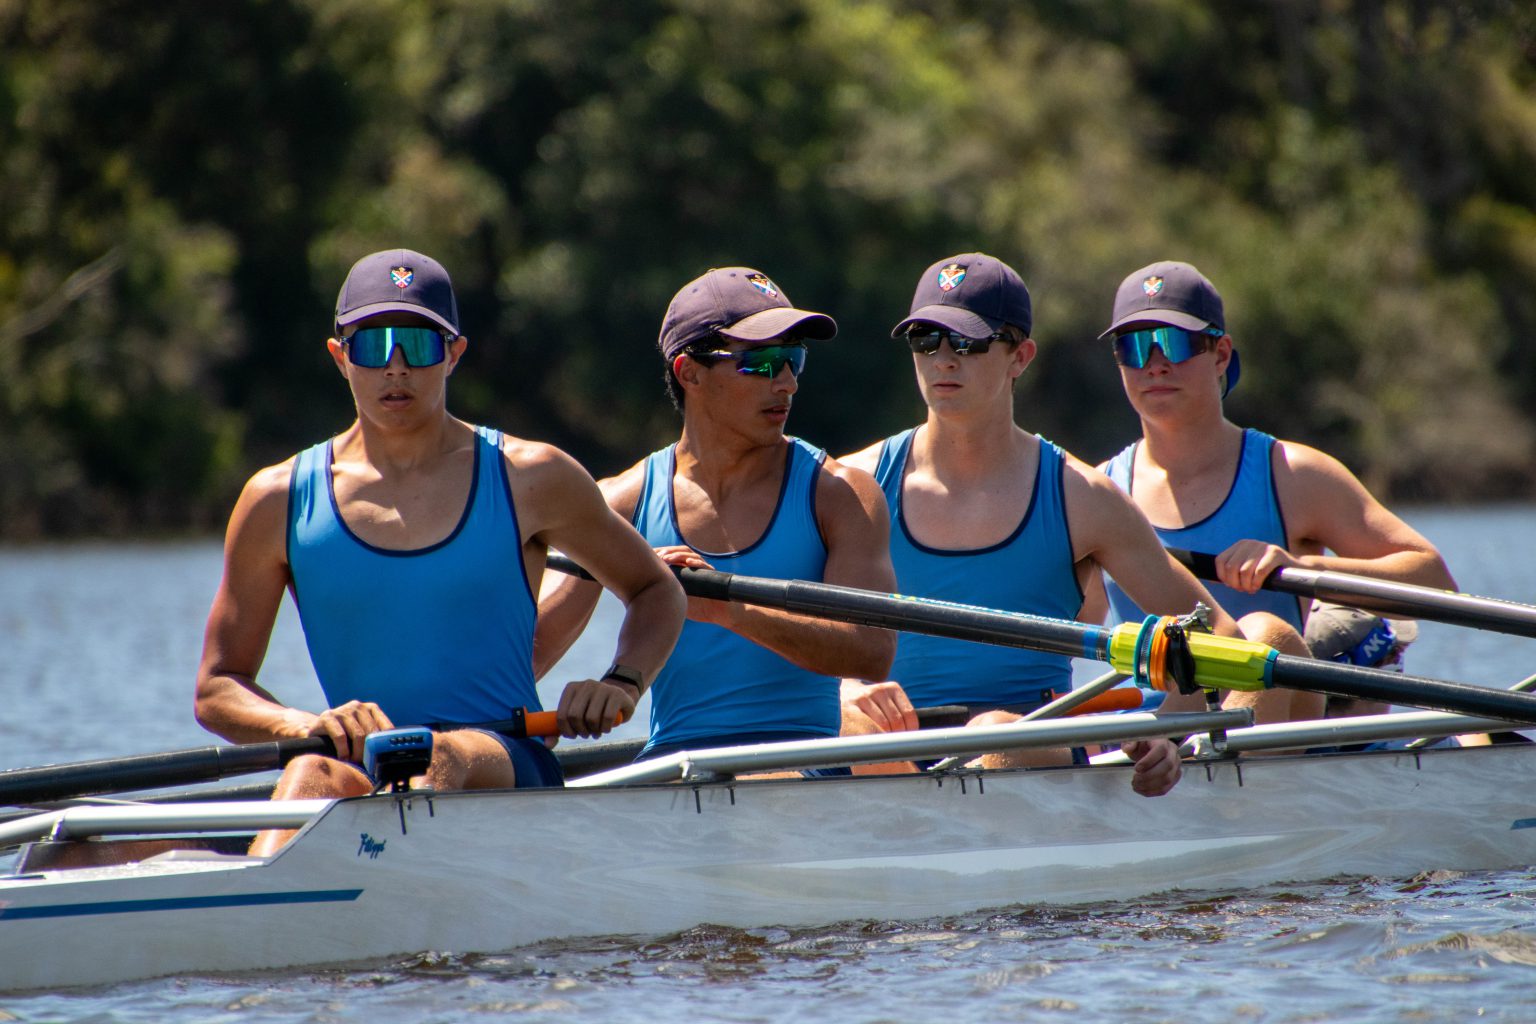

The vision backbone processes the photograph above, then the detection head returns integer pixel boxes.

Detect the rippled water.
[1,505,1534,1020]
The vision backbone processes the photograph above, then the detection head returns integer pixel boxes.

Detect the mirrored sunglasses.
[693,343,808,378]
[905,328,999,356]
[343,326,452,368]
[1112,326,1222,368]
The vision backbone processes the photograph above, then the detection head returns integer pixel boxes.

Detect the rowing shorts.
[636,730,852,778]
[484,731,565,788]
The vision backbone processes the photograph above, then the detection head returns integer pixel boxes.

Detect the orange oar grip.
[522,709,629,736]
[1063,687,1143,717]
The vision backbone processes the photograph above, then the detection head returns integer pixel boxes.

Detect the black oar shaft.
[731,572,1095,658]
[1270,655,1536,722]
[551,554,1102,660]
[0,738,332,806]
[1169,548,1536,639]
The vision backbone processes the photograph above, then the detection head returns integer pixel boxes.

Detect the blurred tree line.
[1,0,1532,538]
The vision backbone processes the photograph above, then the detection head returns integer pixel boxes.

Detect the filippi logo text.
[358,833,387,859]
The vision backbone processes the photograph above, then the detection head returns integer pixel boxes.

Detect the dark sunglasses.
[343,326,453,368]
[905,328,1000,356]
[1112,326,1223,368]
[693,343,808,378]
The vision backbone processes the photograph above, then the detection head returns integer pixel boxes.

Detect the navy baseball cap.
[658,267,837,360]
[1101,260,1240,395]
[890,253,1032,339]
[335,249,460,337]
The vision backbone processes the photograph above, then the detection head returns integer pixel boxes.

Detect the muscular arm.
[532,462,647,679]
[195,463,328,745]
[684,458,898,680]
[522,451,685,735]
[1216,442,1456,593]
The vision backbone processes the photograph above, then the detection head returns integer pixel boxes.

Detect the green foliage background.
[2,0,1533,537]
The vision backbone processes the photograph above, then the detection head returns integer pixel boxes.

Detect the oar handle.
[1166,547,1536,639]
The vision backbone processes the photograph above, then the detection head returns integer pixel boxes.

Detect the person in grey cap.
[196,248,684,852]
[1092,259,1455,720]
[837,253,1253,796]
[538,267,895,766]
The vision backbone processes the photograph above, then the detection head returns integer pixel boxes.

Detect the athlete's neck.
[674,428,788,499]
[915,410,1035,484]
[339,416,467,476]
[1138,415,1244,482]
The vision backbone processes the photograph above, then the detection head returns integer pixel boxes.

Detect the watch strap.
[601,662,645,695]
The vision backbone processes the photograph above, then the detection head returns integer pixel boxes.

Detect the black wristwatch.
[601,663,645,696]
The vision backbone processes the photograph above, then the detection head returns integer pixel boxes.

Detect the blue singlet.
[287,426,542,727]
[634,437,840,756]
[874,429,1081,710]
[1100,428,1304,629]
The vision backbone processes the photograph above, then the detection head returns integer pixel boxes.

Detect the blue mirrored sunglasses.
[693,343,808,378]
[1112,326,1223,368]
[343,326,452,368]
[905,327,1001,356]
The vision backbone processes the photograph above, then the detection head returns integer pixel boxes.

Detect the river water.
[1,505,1534,1020]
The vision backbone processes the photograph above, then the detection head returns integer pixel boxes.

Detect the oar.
[1402,672,1536,750]
[1167,547,1536,639]
[0,709,591,808]
[548,556,1536,725]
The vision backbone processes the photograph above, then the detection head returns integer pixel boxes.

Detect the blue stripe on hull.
[0,888,363,920]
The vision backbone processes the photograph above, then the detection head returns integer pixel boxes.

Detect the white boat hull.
[2,744,1534,991]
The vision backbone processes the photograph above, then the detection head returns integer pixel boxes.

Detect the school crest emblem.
[747,273,779,298]
[391,267,414,290]
[1142,275,1164,297]
[937,264,966,291]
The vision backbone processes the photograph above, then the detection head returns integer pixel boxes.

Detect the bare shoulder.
[500,433,648,521]
[1058,449,1151,556]
[595,458,649,520]
[1271,438,1439,557]
[817,452,888,521]
[498,434,577,476]
[230,458,297,532]
[1061,448,1134,510]
[814,451,895,590]
[220,457,298,574]
[1273,438,1357,479]
[837,437,886,477]
[1271,438,1374,506]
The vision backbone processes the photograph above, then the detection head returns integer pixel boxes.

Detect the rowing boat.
[2,708,1533,992]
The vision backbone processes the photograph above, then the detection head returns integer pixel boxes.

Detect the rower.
[837,253,1254,796]
[537,267,895,770]
[194,248,685,854]
[1088,260,1455,724]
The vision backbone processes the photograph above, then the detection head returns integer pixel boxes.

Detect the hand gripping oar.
[1167,547,1536,639]
[0,709,600,807]
[548,556,1536,726]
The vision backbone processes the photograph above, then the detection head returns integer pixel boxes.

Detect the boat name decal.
[358,833,387,859]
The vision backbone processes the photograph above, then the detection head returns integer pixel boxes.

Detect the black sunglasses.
[905,327,1001,356]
